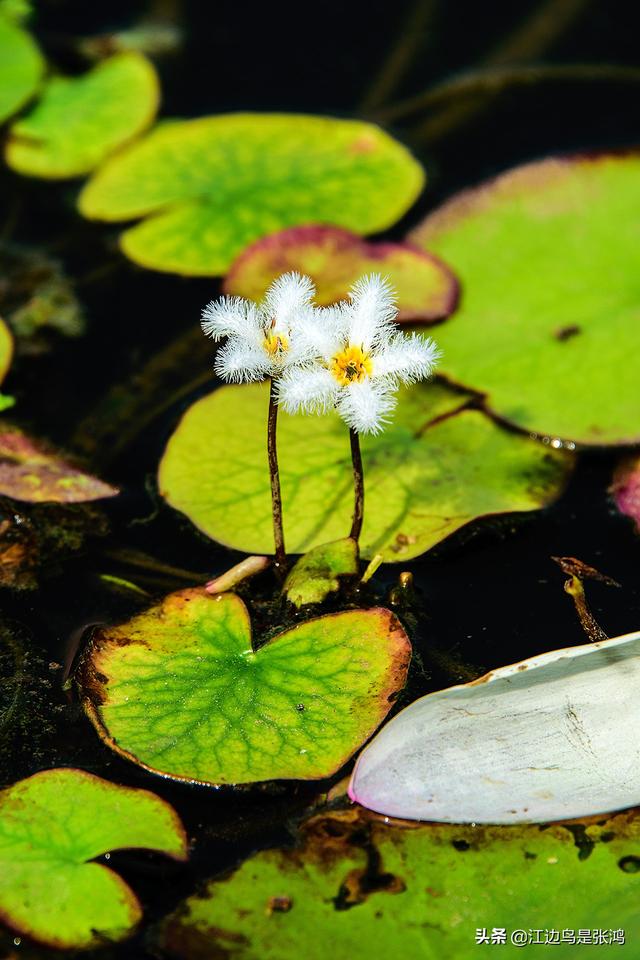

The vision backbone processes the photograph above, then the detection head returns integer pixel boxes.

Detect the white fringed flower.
[201,272,316,382]
[276,275,440,435]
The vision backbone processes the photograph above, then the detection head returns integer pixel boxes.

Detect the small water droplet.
[13,937,21,946]
[104,853,111,860]
[550,438,562,449]
[547,856,558,864]
[299,749,307,754]
[566,441,576,451]
[542,436,551,445]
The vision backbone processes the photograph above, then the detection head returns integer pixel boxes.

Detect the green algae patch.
[158,382,572,562]
[0,768,187,950]
[6,51,159,178]
[79,589,411,785]
[412,154,640,446]
[78,114,424,275]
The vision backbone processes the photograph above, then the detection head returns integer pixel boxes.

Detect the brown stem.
[349,428,364,543]
[268,380,287,575]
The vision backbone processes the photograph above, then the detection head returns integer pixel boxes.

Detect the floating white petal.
[349,631,640,824]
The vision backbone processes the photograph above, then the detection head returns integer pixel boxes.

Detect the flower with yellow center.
[201,273,316,383]
[277,275,440,435]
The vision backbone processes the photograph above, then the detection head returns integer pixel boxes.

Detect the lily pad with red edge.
[78,589,410,786]
[0,768,187,950]
[411,153,640,446]
[157,807,640,960]
[611,455,640,532]
[224,225,458,323]
[0,425,118,502]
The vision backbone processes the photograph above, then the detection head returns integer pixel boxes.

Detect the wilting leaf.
[6,51,159,178]
[611,456,640,532]
[350,630,640,824]
[283,539,359,607]
[78,114,424,275]
[159,807,640,959]
[411,154,640,446]
[79,589,410,785]
[0,13,43,125]
[224,225,458,323]
[0,426,118,502]
[0,768,187,949]
[158,382,572,562]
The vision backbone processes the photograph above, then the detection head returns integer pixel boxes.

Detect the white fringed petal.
[374,333,441,384]
[345,274,397,350]
[214,339,270,383]
[201,296,262,343]
[277,365,338,414]
[262,272,316,330]
[337,379,396,435]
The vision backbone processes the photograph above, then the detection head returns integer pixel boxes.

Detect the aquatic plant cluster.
[1,2,640,956]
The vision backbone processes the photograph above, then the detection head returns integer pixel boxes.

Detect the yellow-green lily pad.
[411,154,640,446]
[78,589,410,785]
[0,768,187,950]
[283,538,359,607]
[159,807,640,959]
[6,51,159,178]
[78,114,424,275]
[224,225,458,323]
[0,12,43,125]
[158,382,572,562]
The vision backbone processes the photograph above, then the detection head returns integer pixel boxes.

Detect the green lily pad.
[158,382,572,562]
[159,807,640,959]
[78,114,424,275]
[79,589,411,785]
[0,425,119,502]
[0,316,14,382]
[224,225,458,323]
[0,768,187,950]
[611,455,640,532]
[284,538,359,607]
[411,154,640,446]
[6,51,159,178]
[0,13,43,125]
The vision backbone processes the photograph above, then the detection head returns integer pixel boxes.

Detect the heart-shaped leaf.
[159,807,639,959]
[0,13,43,125]
[6,51,159,178]
[283,538,358,607]
[224,225,458,323]
[611,455,640,532]
[0,768,187,949]
[79,589,410,785]
[78,114,425,275]
[0,425,119,502]
[411,154,640,446]
[158,382,572,562]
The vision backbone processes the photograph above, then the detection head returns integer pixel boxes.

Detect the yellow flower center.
[264,331,289,358]
[331,344,373,386]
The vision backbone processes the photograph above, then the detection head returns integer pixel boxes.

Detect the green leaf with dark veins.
[6,51,159,178]
[0,768,187,950]
[284,538,359,607]
[0,13,43,125]
[78,114,424,275]
[158,807,640,960]
[158,382,572,562]
[78,589,411,785]
[411,153,640,446]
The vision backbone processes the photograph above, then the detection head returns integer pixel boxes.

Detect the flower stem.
[349,428,364,543]
[268,379,287,576]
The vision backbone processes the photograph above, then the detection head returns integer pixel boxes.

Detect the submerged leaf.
[78,589,410,785]
[411,154,640,446]
[0,13,43,125]
[350,631,640,824]
[0,768,187,949]
[159,382,572,562]
[283,538,359,607]
[78,114,424,275]
[159,807,640,959]
[225,226,458,323]
[0,426,118,502]
[6,52,159,178]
